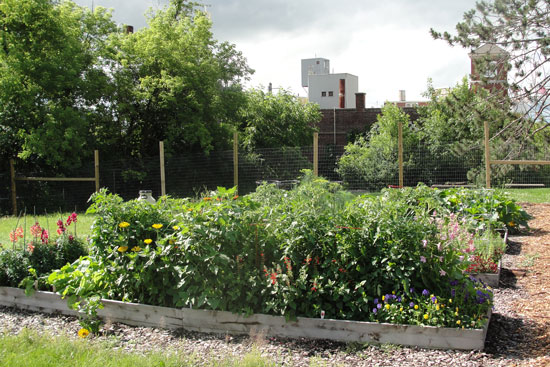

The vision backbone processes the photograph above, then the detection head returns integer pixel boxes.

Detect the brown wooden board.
[0,287,490,350]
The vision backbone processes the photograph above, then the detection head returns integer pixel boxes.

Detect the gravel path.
[1,204,548,366]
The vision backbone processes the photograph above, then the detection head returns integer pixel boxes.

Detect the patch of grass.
[501,188,550,204]
[0,329,277,367]
[0,213,95,248]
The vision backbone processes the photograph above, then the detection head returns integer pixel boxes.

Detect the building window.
[328,91,333,97]
[316,60,320,65]
[321,91,326,97]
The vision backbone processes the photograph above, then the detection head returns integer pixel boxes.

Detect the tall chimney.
[339,79,346,108]
[125,25,134,34]
[355,93,365,111]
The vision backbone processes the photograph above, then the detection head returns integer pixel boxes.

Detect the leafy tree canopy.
[239,88,321,152]
[431,0,550,148]
[0,0,116,169]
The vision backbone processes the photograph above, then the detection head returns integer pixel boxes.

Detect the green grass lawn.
[500,188,550,204]
[0,330,276,367]
[0,213,95,248]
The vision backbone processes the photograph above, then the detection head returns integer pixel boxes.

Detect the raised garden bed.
[467,229,508,288]
[0,287,491,350]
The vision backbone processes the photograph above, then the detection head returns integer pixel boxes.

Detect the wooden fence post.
[313,132,319,177]
[484,121,491,189]
[159,141,166,196]
[10,159,17,216]
[94,150,100,192]
[233,132,239,192]
[398,121,404,188]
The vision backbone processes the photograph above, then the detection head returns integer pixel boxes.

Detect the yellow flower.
[385,304,390,310]
[399,307,403,312]
[449,298,453,304]
[392,291,396,295]
[203,197,212,201]
[455,312,459,316]
[173,226,180,230]
[152,223,163,229]
[119,222,130,228]
[436,305,440,311]
[169,240,175,245]
[78,328,90,338]
[456,320,461,325]
[118,246,128,253]
[423,314,429,320]
[144,239,153,245]
[414,305,419,310]
[382,295,385,301]
[508,221,515,227]
[131,246,141,252]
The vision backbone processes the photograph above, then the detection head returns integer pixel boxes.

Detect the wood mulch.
[488,203,550,367]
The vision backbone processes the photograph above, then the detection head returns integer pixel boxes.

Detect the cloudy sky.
[74,0,479,107]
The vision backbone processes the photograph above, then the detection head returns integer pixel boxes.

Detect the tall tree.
[0,0,116,169]
[238,88,320,152]
[431,0,550,157]
[105,0,252,158]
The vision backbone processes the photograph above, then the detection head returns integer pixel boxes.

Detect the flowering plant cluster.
[0,213,87,290]
[49,177,519,333]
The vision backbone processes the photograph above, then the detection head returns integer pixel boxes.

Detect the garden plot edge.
[0,287,490,350]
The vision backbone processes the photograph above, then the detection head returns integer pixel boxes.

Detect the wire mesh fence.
[5,134,550,216]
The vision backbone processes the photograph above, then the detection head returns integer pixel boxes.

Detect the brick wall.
[316,107,420,146]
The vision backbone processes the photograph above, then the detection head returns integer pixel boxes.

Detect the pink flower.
[459,255,465,262]
[439,269,447,276]
[420,256,427,263]
[422,239,427,248]
[437,243,442,251]
[40,229,49,244]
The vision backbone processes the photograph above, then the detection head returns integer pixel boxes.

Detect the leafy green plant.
[49,180,502,333]
[0,250,30,287]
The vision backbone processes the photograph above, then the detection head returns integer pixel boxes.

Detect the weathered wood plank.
[178,308,488,350]
[0,287,490,350]
[98,299,183,330]
[0,288,78,317]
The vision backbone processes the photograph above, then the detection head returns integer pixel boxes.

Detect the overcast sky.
[74,0,479,107]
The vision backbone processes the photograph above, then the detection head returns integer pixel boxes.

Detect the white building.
[301,57,359,109]
[308,73,359,109]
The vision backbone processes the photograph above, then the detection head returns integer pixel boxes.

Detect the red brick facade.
[316,106,420,146]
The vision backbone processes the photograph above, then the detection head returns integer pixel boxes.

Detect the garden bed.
[0,287,491,350]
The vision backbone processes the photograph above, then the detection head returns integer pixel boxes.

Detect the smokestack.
[125,25,134,34]
[399,90,406,102]
[355,93,365,111]
[339,79,346,108]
